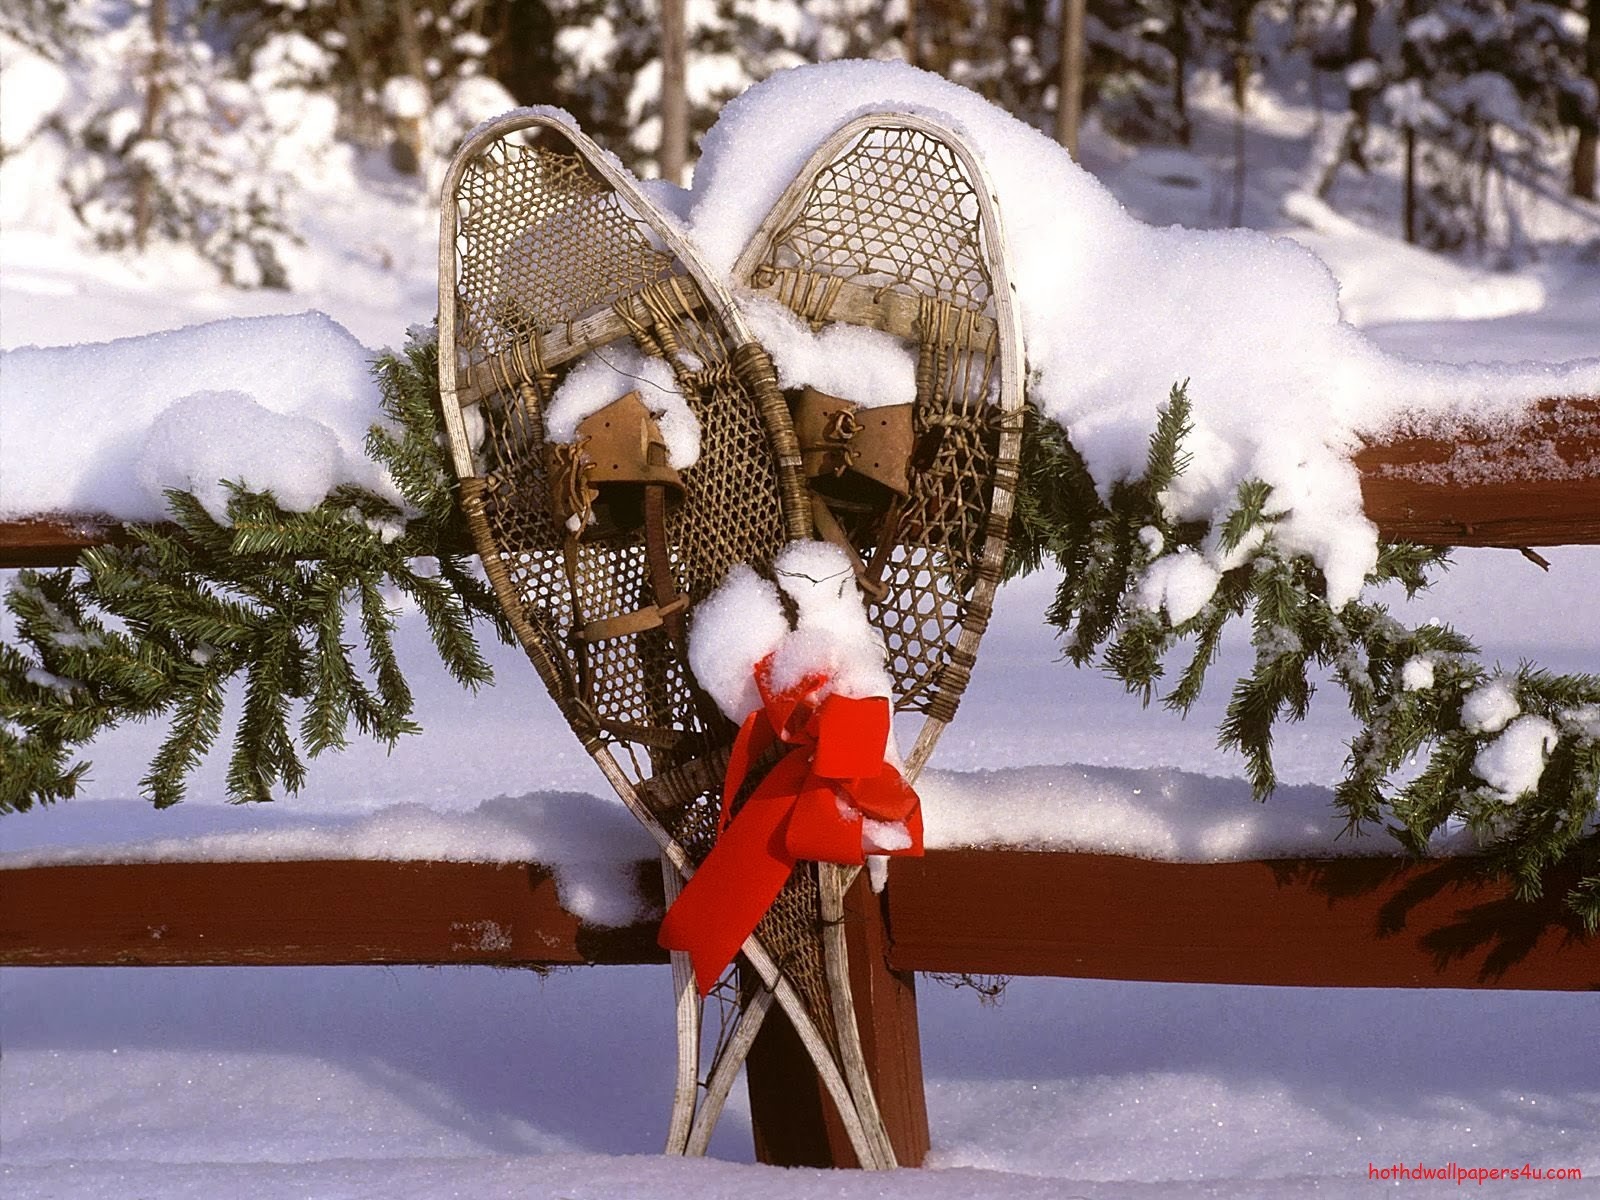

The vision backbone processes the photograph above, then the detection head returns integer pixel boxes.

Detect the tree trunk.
[1229,0,1253,225]
[1055,0,1087,157]
[1347,0,1374,170]
[1230,0,1253,112]
[1575,0,1599,199]
[1404,127,1418,241]
[391,0,431,178]
[133,0,169,252]
[1172,1,1190,147]
[1401,0,1417,241]
[334,0,382,145]
[660,0,688,184]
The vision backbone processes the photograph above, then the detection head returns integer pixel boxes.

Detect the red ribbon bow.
[658,654,922,995]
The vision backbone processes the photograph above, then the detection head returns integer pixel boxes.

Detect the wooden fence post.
[745,869,929,1168]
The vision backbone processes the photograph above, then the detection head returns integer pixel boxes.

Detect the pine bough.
[0,338,508,811]
[1010,385,1599,930]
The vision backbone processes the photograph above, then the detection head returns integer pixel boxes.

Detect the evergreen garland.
[3,357,1596,930]
[1009,384,1600,930]
[0,335,508,812]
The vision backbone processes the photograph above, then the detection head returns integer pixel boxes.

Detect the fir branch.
[1013,380,1600,925]
[0,330,507,811]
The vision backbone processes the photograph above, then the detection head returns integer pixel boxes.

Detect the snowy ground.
[3,70,1599,1199]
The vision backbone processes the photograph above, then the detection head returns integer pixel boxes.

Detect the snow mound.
[689,61,1600,607]
[0,311,399,521]
[1282,192,1547,325]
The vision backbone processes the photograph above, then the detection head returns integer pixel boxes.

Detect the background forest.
[3,0,1595,288]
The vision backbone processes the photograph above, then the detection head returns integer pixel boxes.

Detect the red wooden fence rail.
[5,851,1593,988]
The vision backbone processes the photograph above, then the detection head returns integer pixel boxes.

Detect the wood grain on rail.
[884,850,1599,991]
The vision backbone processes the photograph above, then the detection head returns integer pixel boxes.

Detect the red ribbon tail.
[658,755,808,996]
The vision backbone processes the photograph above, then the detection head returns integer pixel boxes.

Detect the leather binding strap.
[546,391,691,738]
[792,386,914,601]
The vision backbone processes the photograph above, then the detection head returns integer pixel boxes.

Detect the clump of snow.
[1473,715,1559,799]
[1440,72,1529,133]
[688,565,791,720]
[0,312,400,521]
[1564,704,1600,739]
[1343,59,1382,91]
[381,75,430,120]
[25,667,81,697]
[688,62,1600,610]
[1382,79,1447,131]
[768,539,895,702]
[1461,675,1520,734]
[1133,548,1221,626]
[136,391,349,520]
[431,74,520,161]
[1400,657,1435,691]
[741,295,918,408]
[545,347,699,468]
[689,541,894,720]
[1406,11,1452,42]
[0,34,70,154]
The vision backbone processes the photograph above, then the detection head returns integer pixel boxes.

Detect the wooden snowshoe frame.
[435,112,897,1167]
[729,111,1026,1165]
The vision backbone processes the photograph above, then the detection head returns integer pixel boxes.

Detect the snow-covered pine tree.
[546,0,818,175]
[210,0,520,181]
[0,2,355,285]
[48,2,307,285]
[1389,0,1592,257]
[545,0,912,176]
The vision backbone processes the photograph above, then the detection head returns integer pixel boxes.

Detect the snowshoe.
[435,110,899,1167]
[732,110,1026,781]
[710,110,1025,1167]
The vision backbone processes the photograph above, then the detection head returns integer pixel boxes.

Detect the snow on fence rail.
[3,392,1597,569]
